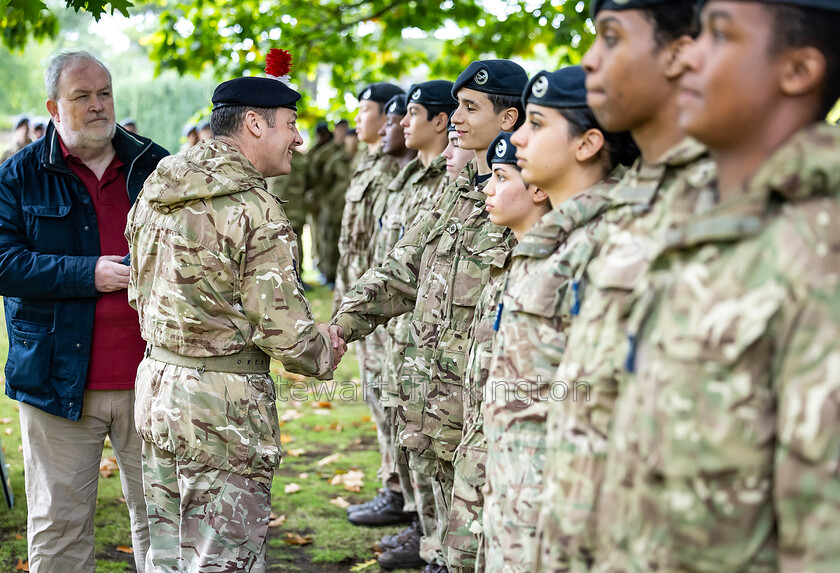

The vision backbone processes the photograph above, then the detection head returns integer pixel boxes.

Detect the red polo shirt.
[60,137,145,390]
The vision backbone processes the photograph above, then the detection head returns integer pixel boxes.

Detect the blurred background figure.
[198,121,213,140]
[1,115,31,164]
[120,117,138,133]
[266,148,311,288]
[31,117,47,140]
[317,122,355,289]
[180,124,199,152]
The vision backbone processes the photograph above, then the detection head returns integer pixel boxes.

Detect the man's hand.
[318,323,347,369]
[95,255,130,292]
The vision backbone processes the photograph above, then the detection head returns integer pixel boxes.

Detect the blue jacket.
[0,122,168,420]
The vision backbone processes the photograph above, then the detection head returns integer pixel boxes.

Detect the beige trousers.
[19,390,150,573]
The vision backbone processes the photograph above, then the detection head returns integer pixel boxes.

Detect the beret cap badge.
[361,88,372,100]
[532,75,549,99]
[495,139,508,158]
[474,69,489,85]
[411,89,422,101]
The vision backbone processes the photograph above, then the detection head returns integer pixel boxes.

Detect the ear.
[46,99,59,122]
[663,35,694,81]
[433,111,448,134]
[243,110,263,138]
[532,186,550,206]
[575,128,605,164]
[500,107,520,132]
[779,46,827,101]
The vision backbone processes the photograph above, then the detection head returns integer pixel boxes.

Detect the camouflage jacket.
[596,123,840,572]
[377,155,449,403]
[536,139,714,572]
[333,159,515,460]
[127,140,333,477]
[331,148,400,312]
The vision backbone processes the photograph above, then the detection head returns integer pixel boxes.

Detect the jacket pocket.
[426,326,469,460]
[5,319,54,396]
[22,202,74,254]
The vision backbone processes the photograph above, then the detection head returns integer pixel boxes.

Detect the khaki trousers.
[19,390,150,573]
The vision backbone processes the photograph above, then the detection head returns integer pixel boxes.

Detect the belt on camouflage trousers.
[147,346,271,374]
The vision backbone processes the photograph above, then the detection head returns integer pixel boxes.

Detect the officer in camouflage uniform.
[318,124,353,287]
[479,68,637,573]
[331,82,406,517]
[127,60,346,571]
[530,3,709,571]
[368,82,458,570]
[333,60,528,573]
[267,147,308,273]
[594,1,840,570]
[444,132,551,572]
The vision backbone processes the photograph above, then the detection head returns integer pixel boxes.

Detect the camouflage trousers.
[444,405,488,572]
[358,330,399,490]
[408,449,446,567]
[482,401,549,573]
[315,200,343,283]
[141,442,273,572]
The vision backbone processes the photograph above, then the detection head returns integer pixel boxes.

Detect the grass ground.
[0,279,416,572]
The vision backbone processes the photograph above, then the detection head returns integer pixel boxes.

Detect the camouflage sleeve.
[241,219,334,380]
[774,287,840,571]
[331,212,430,343]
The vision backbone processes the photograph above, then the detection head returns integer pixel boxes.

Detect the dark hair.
[422,103,458,122]
[210,105,277,138]
[766,4,840,119]
[560,107,640,172]
[641,0,700,49]
[487,93,526,130]
[336,119,349,127]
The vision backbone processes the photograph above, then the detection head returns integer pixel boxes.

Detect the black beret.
[699,0,840,9]
[14,114,30,129]
[212,77,301,111]
[385,94,408,116]
[522,66,588,110]
[487,132,519,169]
[591,0,673,18]
[453,60,529,98]
[407,80,458,109]
[358,82,405,104]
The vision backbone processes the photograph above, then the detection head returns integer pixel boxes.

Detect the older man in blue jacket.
[0,51,167,572]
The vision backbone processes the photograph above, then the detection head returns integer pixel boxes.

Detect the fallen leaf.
[15,534,23,540]
[15,560,28,571]
[0,417,12,424]
[116,546,133,554]
[316,453,343,467]
[17,445,23,453]
[99,456,119,479]
[280,433,294,445]
[329,469,364,492]
[313,409,331,416]
[268,514,287,528]
[117,497,127,504]
[284,483,302,494]
[284,532,313,546]
[361,415,372,423]
[4,428,12,435]
[370,424,377,432]
[280,410,304,423]
[312,401,332,409]
[286,448,306,458]
[329,496,351,509]
[350,558,378,571]
[297,472,309,479]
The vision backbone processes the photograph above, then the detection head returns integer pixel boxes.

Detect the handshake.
[317,324,348,371]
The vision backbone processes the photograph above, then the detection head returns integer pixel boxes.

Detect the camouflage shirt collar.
[661,123,840,250]
[455,159,490,201]
[513,178,616,259]
[611,137,708,208]
[388,157,422,192]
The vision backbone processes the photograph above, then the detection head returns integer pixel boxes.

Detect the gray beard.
[59,121,117,150]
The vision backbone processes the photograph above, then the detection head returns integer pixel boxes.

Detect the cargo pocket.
[244,373,281,470]
[427,327,469,460]
[5,320,54,396]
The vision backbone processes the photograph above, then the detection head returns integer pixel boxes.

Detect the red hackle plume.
[265,49,292,78]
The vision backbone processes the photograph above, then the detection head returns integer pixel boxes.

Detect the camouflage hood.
[750,122,840,202]
[143,139,267,214]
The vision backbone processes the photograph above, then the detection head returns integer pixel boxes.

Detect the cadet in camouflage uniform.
[331,82,406,515]
[333,60,528,573]
[266,147,308,272]
[310,120,349,283]
[529,3,709,571]
[594,1,840,570]
[479,68,638,573]
[126,58,346,571]
[444,132,551,572]
[370,82,458,570]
